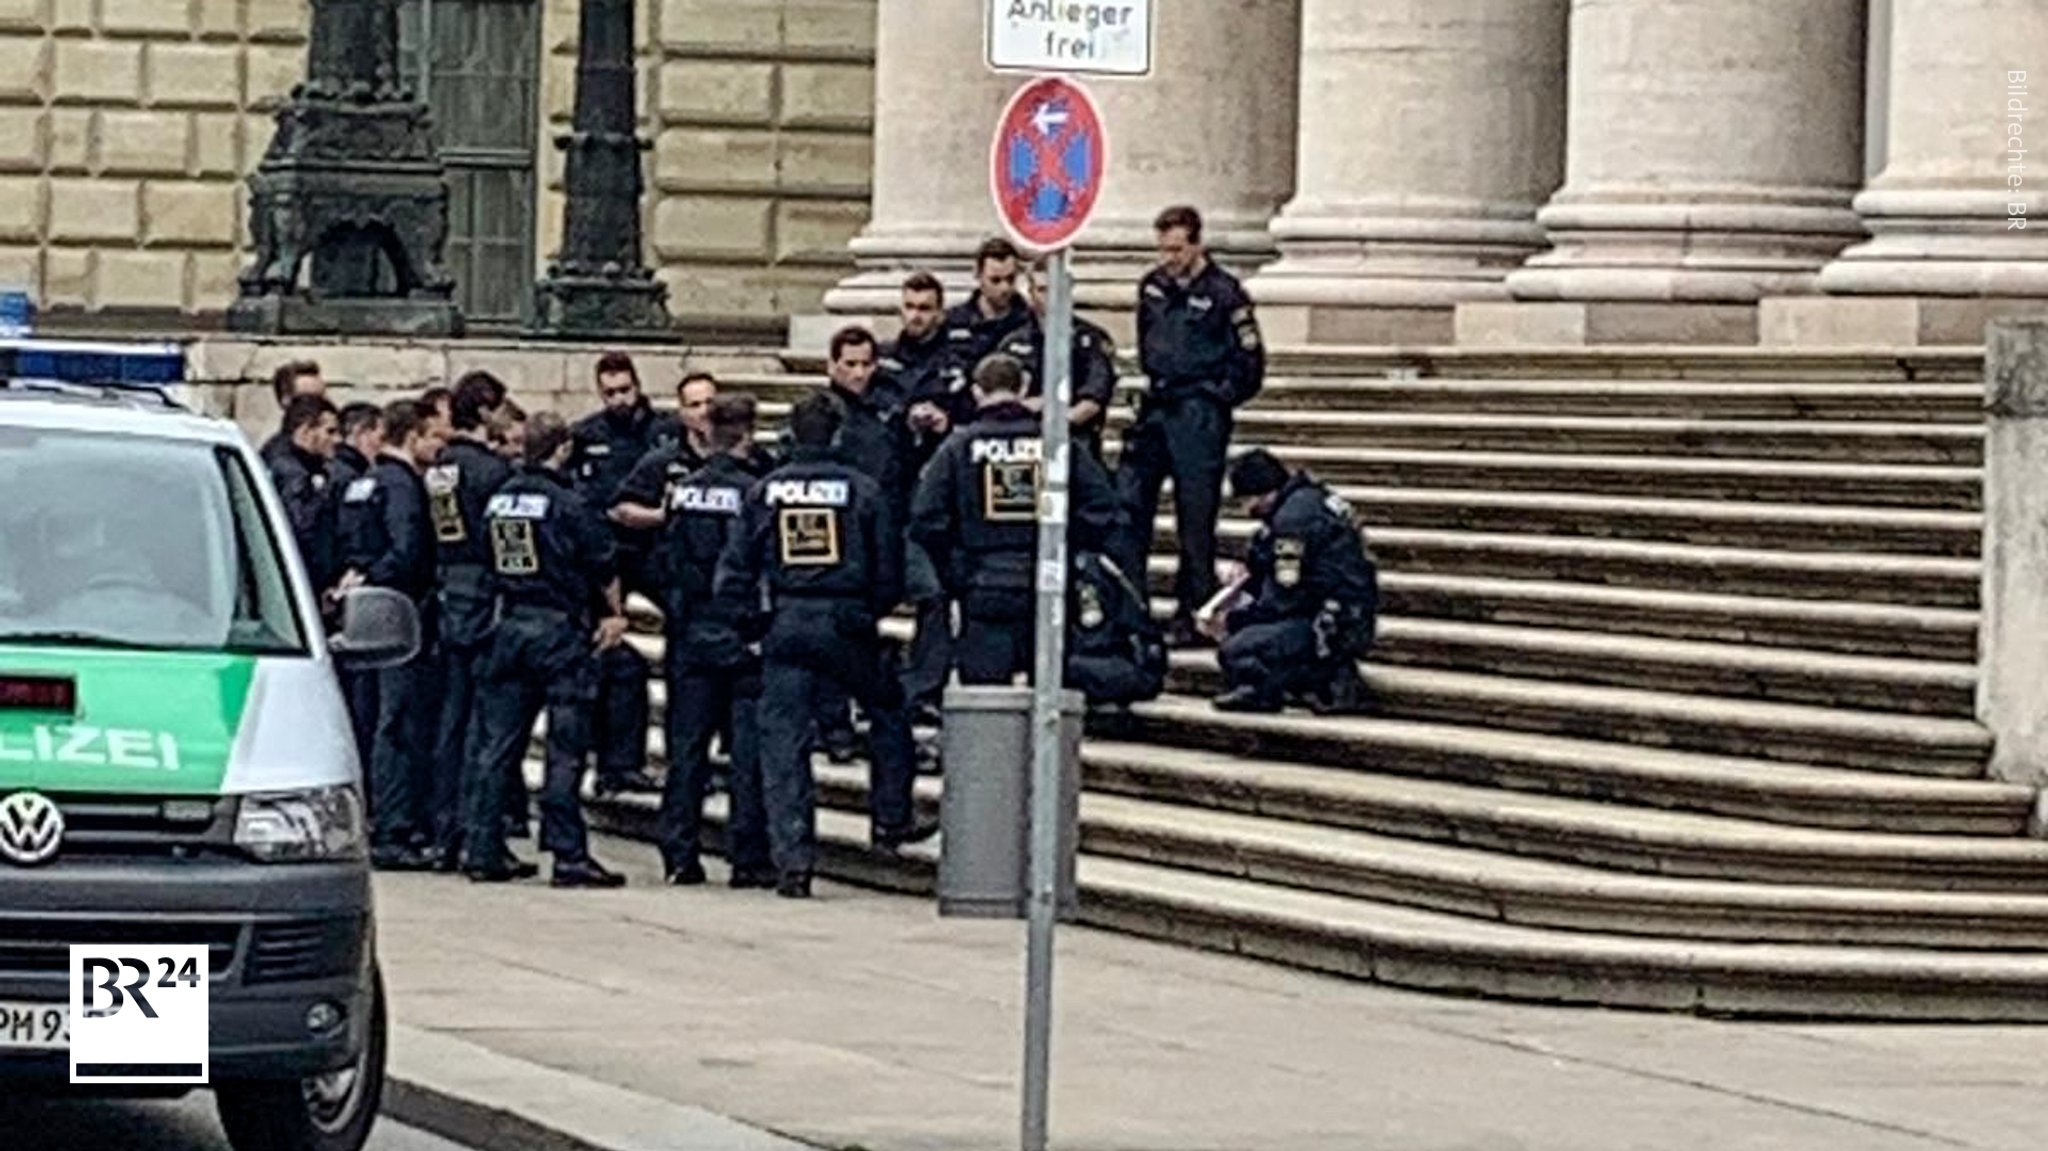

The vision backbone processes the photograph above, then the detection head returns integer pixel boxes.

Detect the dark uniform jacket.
[881,327,969,462]
[571,399,682,590]
[1234,474,1378,634]
[908,400,1121,620]
[268,441,336,592]
[338,453,437,603]
[823,382,915,522]
[1136,260,1265,408]
[483,465,618,622]
[614,437,709,594]
[1067,550,1166,703]
[715,446,902,624]
[426,436,515,646]
[942,291,1031,381]
[660,452,765,670]
[997,312,1118,448]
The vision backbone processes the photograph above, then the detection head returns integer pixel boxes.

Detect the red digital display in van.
[0,675,76,712]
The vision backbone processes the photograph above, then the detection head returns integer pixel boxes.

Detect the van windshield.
[0,425,308,655]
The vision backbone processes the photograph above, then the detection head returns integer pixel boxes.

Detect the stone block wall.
[0,0,307,318]
[536,0,875,320]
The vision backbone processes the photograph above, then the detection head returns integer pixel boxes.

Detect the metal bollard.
[936,684,1082,920]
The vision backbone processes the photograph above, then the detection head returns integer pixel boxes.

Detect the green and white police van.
[0,355,419,1151]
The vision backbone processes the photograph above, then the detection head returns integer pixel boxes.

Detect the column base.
[1261,304,1456,347]
[1759,297,2045,347]
[1454,302,1759,347]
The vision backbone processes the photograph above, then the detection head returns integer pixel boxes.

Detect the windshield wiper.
[0,630,154,651]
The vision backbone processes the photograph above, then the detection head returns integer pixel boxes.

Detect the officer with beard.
[463,412,630,887]
[880,273,964,722]
[424,371,512,869]
[941,238,1031,377]
[716,393,936,898]
[569,351,680,796]
[655,395,776,888]
[909,354,1120,685]
[1211,449,1378,715]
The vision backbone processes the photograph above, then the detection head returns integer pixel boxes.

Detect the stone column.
[820,0,1016,317]
[1796,0,2048,343]
[1978,319,2048,803]
[1245,0,1568,346]
[1067,0,1302,311]
[1470,0,1867,345]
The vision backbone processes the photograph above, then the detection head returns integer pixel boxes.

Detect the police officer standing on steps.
[267,394,341,595]
[611,371,721,539]
[1119,204,1267,649]
[717,393,937,899]
[910,353,1121,685]
[1210,449,1379,715]
[570,351,679,797]
[943,238,1032,375]
[424,371,512,871]
[655,395,776,889]
[1000,257,1118,458]
[463,412,630,888]
[882,273,966,725]
[336,399,445,871]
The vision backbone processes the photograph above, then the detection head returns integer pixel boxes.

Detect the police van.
[0,348,417,1151]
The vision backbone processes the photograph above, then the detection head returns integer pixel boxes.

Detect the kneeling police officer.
[1212,449,1378,715]
[463,412,631,887]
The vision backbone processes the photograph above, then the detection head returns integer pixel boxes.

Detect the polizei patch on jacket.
[764,479,849,507]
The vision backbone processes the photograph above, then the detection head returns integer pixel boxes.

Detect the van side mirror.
[329,587,420,671]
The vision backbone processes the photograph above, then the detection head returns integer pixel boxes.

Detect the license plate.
[0,1002,67,1050]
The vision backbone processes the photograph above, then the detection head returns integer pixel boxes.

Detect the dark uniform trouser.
[1115,392,1232,623]
[757,601,918,877]
[1218,617,1338,707]
[463,609,600,868]
[369,609,433,849]
[956,614,1033,686]
[594,644,651,780]
[658,655,768,874]
[1067,651,1157,705]
[902,541,952,707]
[431,567,493,855]
[341,668,378,816]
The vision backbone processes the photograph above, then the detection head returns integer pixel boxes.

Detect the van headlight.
[233,786,367,862]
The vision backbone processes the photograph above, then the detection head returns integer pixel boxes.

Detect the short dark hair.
[451,371,507,431]
[1154,204,1203,243]
[828,325,877,363]
[525,411,573,467]
[974,237,1020,272]
[419,386,453,422]
[282,394,337,437]
[1228,449,1290,500]
[594,351,638,383]
[902,270,944,304]
[790,392,843,448]
[269,360,320,405]
[707,395,756,452]
[339,401,384,441]
[972,353,1025,397]
[382,399,426,446]
[678,370,718,394]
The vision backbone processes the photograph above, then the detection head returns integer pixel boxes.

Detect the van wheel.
[215,970,387,1151]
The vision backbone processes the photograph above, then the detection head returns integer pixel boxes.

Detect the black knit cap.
[1227,449,1289,500]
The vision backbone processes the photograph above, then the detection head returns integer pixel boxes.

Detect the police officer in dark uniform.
[941,238,1031,381]
[911,354,1120,685]
[716,393,936,898]
[1120,204,1266,648]
[1211,449,1378,715]
[1066,550,1166,708]
[610,371,720,544]
[462,412,631,887]
[881,274,963,722]
[327,401,385,781]
[655,395,776,888]
[336,399,445,869]
[424,371,512,869]
[330,402,384,494]
[569,351,680,796]
[258,360,325,466]
[267,394,341,595]
[998,259,1118,458]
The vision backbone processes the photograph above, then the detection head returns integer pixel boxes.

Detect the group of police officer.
[257,203,1380,899]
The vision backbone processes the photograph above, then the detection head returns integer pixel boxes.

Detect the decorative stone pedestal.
[1454,302,1760,348]
[1759,298,2047,347]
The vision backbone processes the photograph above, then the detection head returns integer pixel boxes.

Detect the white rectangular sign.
[69,945,210,1085]
[986,0,1154,77]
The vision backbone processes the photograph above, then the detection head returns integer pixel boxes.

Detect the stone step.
[1367,617,1976,717]
[1074,792,2048,950]
[1222,412,1982,464]
[1162,657,1988,777]
[1374,572,1979,661]
[1168,490,1982,558]
[1121,695,2008,826]
[1154,445,1979,510]
[579,781,2048,1021]
[1078,740,2048,890]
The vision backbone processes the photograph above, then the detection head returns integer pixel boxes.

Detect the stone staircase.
[577,344,2048,1020]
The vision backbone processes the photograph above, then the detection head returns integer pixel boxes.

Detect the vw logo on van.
[0,791,63,867]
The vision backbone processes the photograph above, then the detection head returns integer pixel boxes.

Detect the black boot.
[776,871,813,899]
[1212,686,1281,714]
[1310,662,1375,716]
[551,857,627,888]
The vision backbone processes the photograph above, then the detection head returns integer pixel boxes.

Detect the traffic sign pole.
[1022,247,1074,1151]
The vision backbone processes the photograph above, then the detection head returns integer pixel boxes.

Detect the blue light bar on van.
[0,336,185,386]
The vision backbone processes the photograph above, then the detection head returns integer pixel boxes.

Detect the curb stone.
[384,1023,818,1151]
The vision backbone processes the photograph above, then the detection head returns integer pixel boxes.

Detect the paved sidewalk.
[376,837,2046,1151]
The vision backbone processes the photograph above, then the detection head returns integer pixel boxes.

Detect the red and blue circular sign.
[990,76,1107,252]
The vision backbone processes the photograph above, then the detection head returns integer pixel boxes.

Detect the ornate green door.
[400,0,542,330]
